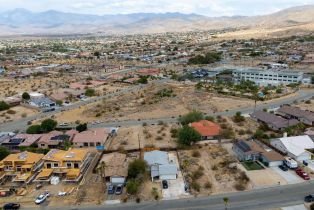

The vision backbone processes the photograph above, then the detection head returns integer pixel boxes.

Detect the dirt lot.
[0,106,38,124]
[178,144,251,196]
[109,124,179,150]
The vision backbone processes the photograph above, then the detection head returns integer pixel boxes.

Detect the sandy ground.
[109,124,179,150]
[295,98,314,112]
[0,106,38,124]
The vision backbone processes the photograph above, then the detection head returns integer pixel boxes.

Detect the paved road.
[91,89,314,128]
[23,181,314,210]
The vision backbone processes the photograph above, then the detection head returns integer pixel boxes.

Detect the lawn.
[241,161,264,171]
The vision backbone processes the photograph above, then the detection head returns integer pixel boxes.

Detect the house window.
[96,142,101,146]
[83,142,89,147]
[46,163,52,168]
[53,163,59,168]
[90,142,95,147]
[41,144,45,147]
[74,163,79,168]
[66,163,72,168]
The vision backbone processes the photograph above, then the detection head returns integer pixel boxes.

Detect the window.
[74,163,79,168]
[47,163,52,168]
[66,163,72,168]
[83,142,88,147]
[90,142,95,147]
[53,163,59,167]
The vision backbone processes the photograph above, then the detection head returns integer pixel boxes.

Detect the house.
[304,128,314,141]
[190,120,221,140]
[11,134,42,147]
[72,128,112,148]
[3,96,21,107]
[0,152,44,184]
[270,135,314,161]
[49,93,68,102]
[29,97,56,108]
[233,140,284,167]
[97,152,128,185]
[144,150,177,181]
[35,148,90,182]
[277,105,314,126]
[250,111,299,131]
[37,131,70,149]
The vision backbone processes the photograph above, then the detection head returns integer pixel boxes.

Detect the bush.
[40,119,57,133]
[151,187,159,200]
[126,180,140,195]
[0,146,10,160]
[204,182,212,189]
[188,51,222,65]
[0,101,10,111]
[6,109,16,114]
[191,181,201,192]
[128,159,147,179]
[179,110,204,125]
[26,125,42,134]
[234,182,246,191]
[85,88,95,97]
[22,92,30,100]
[233,112,245,123]
[191,169,204,180]
[192,150,201,158]
[177,126,201,146]
[76,123,87,132]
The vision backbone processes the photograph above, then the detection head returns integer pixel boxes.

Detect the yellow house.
[0,151,44,184]
[35,148,90,182]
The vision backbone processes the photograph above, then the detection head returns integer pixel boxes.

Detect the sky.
[0,0,313,16]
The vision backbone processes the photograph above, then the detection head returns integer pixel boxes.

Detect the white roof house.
[271,135,314,161]
[144,151,177,181]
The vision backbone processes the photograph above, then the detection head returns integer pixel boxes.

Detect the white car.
[57,191,67,196]
[35,192,50,205]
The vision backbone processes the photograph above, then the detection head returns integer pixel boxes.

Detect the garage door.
[111,177,125,184]
[268,161,282,167]
[160,175,177,180]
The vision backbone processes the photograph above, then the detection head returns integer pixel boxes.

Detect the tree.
[233,112,245,123]
[179,110,204,125]
[76,123,87,132]
[126,180,140,195]
[85,88,95,97]
[0,101,9,111]
[128,159,147,179]
[56,100,63,106]
[40,119,57,133]
[188,51,222,65]
[26,125,42,134]
[177,126,201,146]
[22,92,30,101]
[138,76,148,84]
[223,197,229,210]
[0,146,10,160]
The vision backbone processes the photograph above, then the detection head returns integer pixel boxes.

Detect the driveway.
[271,167,303,184]
[162,175,188,200]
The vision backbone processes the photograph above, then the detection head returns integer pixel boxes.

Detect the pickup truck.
[295,168,310,180]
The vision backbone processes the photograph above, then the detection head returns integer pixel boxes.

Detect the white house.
[144,151,178,181]
[270,135,314,162]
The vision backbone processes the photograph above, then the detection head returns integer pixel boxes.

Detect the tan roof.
[36,169,53,179]
[0,152,44,165]
[73,128,110,143]
[42,148,88,162]
[66,169,80,179]
[262,150,284,161]
[99,152,128,177]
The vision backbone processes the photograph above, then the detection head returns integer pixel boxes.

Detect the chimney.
[283,132,288,138]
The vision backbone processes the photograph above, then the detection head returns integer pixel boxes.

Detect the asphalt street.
[23,181,314,210]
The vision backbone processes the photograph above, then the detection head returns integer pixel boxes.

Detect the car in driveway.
[115,184,123,195]
[35,192,50,205]
[305,194,314,202]
[295,168,310,180]
[278,164,288,171]
[162,180,168,189]
[3,203,20,210]
[108,185,115,194]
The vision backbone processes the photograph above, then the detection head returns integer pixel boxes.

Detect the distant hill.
[0,5,314,36]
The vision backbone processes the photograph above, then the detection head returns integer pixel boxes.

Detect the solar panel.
[237,141,251,152]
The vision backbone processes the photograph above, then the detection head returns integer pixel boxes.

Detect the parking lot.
[271,167,303,184]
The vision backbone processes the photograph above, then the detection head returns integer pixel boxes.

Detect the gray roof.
[144,151,168,165]
[278,105,314,122]
[158,164,177,176]
[250,111,299,129]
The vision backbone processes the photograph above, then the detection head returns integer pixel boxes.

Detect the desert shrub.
[204,182,212,189]
[192,150,201,158]
[191,181,201,192]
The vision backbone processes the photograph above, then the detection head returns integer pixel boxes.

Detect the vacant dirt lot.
[0,106,38,124]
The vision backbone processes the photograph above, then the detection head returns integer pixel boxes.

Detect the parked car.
[57,191,67,196]
[35,192,50,205]
[162,180,168,189]
[108,185,115,194]
[115,184,123,195]
[284,157,298,169]
[3,203,20,210]
[295,168,310,180]
[305,194,314,202]
[278,165,288,171]
[303,160,309,166]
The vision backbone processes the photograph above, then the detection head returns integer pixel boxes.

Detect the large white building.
[232,68,303,86]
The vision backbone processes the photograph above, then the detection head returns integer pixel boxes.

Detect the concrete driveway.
[162,176,188,200]
[271,167,303,184]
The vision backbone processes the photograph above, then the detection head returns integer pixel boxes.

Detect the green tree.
[128,159,147,179]
[56,100,63,106]
[138,76,148,84]
[85,88,95,97]
[0,146,10,160]
[126,180,140,195]
[22,92,30,101]
[177,126,201,146]
[179,110,204,125]
[76,123,88,132]
[40,119,57,133]
[0,101,10,111]
[26,125,42,134]
[233,112,245,123]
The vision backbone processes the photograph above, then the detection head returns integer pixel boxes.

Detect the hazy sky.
[0,0,313,16]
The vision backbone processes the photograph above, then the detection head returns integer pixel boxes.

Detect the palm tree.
[223,197,229,210]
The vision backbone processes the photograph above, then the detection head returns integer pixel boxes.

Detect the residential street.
[23,181,314,210]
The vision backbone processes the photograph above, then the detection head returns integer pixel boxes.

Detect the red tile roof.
[191,120,221,137]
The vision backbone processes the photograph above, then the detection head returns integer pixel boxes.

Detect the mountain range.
[0,5,314,36]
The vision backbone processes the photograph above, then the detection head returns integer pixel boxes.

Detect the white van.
[284,157,298,169]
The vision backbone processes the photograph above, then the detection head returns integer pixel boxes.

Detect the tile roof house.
[35,148,90,182]
[72,128,111,148]
[270,135,314,161]
[37,131,70,149]
[98,152,128,184]
[0,152,44,184]
[233,140,284,167]
[250,111,299,131]
[277,105,314,126]
[144,151,178,181]
[190,120,221,140]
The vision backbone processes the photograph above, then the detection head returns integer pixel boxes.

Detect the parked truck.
[283,157,298,169]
